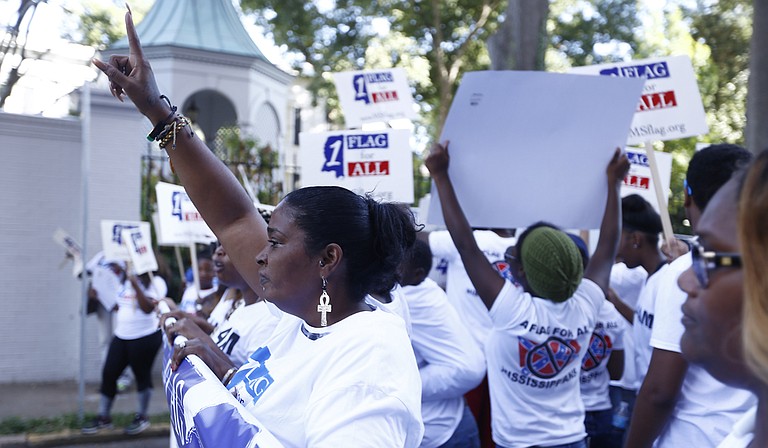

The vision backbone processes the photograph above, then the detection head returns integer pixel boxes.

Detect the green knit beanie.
[520,227,584,302]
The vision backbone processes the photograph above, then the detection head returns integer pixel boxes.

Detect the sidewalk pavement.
[0,371,170,447]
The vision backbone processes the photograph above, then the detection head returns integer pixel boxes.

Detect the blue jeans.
[439,403,481,448]
[585,409,613,448]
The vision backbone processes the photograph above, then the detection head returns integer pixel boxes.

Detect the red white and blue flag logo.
[581,331,613,371]
[519,336,581,379]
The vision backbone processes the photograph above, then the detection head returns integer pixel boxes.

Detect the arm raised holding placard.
[425,141,628,307]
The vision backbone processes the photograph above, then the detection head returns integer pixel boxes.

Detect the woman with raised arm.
[425,141,628,448]
[93,9,423,447]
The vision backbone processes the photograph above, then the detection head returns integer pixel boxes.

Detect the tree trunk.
[746,0,768,154]
[488,0,549,70]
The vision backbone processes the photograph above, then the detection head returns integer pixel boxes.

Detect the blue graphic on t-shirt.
[322,135,345,178]
[229,347,274,405]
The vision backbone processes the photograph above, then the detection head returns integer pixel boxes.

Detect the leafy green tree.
[241,0,502,136]
[550,0,640,67]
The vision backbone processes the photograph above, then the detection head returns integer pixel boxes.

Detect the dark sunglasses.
[690,238,741,288]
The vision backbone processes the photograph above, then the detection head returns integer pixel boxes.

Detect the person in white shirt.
[625,144,755,448]
[615,194,669,393]
[82,269,167,436]
[400,239,486,447]
[677,165,765,448]
[570,234,626,448]
[162,243,282,366]
[96,13,424,445]
[422,227,515,447]
[178,249,217,313]
[605,261,647,446]
[425,141,629,448]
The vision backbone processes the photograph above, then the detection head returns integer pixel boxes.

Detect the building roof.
[110,0,268,60]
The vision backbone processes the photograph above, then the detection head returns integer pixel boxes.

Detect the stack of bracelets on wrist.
[146,96,194,172]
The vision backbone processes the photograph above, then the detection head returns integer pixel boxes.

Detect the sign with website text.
[100,220,151,262]
[428,70,645,230]
[622,148,673,214]
[570,55,708,144]
[299,128,414,203]
[332,68,418,127]
[155,182,216,245]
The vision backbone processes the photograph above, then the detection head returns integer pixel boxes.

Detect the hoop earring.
[317,277,332,327]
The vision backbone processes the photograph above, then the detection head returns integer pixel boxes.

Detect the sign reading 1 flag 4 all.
[299,128,414,203]
[569,55,708,145]
[332,68,417,128]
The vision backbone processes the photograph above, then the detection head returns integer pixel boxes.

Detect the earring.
[633,243,639,249]
[317,277,332,327]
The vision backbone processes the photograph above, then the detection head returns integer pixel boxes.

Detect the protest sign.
[155,182,216,245]
[622,148,673,214]
[100,220,151,262]
[120,227,158,275]
[332,68,418,128]
[428,70,645,229]
[52,228,83,276]
[162,340,282,447]
[569,55,708,145]
[299,128,414,203]
[571,56,706,252]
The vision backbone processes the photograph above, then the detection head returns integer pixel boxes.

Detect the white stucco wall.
[0,86,148,383]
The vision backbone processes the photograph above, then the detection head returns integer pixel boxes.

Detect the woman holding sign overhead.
[93,7,423,447]
[425,140,628,448]
[82,268,167,436]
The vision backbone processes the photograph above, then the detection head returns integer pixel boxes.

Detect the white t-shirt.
[609,263,648,390]
[211,300,283,366]
[632,263,670,389]
[486,278,603,448]
[365,284,413,337]
[717,406,756,448]
[650,254,757,447]
[402,278,485,448]
[114,276,167,340]
[179,284,218,314]
[228,308,424,448]
[580,300,626,411]
[429,230,516,353]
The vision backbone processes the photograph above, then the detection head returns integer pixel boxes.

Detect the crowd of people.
[79,7,768,448]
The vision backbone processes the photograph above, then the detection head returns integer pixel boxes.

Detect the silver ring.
[165,320,175,329]
[177,340,186,349]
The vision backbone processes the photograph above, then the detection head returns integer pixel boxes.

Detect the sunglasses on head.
[690,238,741,288]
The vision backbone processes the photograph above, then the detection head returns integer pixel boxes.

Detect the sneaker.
[124,413,150,435]
[81,415,113,434]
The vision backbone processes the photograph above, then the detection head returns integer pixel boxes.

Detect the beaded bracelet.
[158,115,192,150]
[146,95,177,142]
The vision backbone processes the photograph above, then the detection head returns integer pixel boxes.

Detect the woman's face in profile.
[256,204,320,314]
[678,180,750,388]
